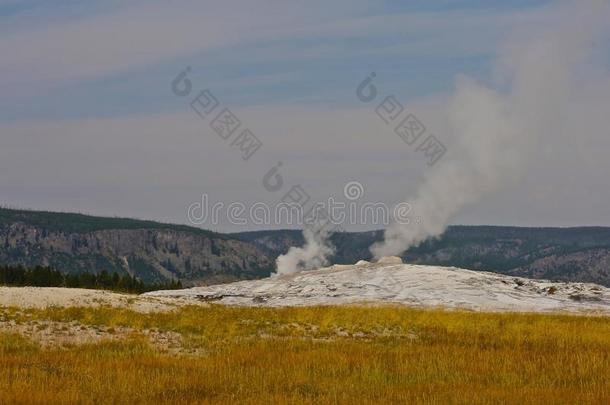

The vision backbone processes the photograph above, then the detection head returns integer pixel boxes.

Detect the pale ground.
[0,315,191,353]
[146,258,610,315]
[0,286,206,313]
[2,259,610,349]
[0,287,207,352]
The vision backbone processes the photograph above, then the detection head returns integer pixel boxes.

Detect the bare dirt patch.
[0,286,206,313]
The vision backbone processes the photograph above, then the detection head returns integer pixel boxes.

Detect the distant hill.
[1,207,609,287]
[0,208,274,285]
[0,208,225,237]
[232,226,610,286]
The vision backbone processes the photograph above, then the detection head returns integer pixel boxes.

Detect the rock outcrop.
[0,209,274,284]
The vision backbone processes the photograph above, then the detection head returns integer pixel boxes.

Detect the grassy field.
[0,304,609,404]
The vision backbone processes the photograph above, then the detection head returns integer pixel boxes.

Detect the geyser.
[371,0,610,259]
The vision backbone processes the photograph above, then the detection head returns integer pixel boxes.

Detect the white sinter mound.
[145,258,610,314]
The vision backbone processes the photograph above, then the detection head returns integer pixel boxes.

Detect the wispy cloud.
[3,0,610,230]
[0,1,556,88]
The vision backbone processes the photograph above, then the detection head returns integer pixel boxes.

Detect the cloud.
[0,1,557,88]
[2,0,610,232]
[2,69,610,231]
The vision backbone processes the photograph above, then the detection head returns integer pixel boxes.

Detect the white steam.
[371,1,610,259]
[275,1,610,273]
[275,227,334,275]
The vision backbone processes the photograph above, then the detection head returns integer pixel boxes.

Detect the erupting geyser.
[371,0,610,259]
[275,0,610,274]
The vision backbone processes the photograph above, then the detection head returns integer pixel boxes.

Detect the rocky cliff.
[3,208,610,287]
[0,208,274,284]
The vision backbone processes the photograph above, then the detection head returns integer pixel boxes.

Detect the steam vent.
[376,256,404,265]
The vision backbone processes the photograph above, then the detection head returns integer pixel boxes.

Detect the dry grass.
[1,305,609,404]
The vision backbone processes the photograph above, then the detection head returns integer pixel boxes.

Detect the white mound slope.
[145,258,610,314]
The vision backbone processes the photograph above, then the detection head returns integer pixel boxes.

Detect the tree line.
[0,265,182,294]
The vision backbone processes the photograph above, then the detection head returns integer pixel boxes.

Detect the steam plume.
[275,227,334,275]
[371,1,610,259]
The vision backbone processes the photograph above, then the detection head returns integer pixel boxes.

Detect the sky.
[1,0,609,232]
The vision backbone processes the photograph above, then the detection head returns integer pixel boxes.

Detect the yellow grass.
[1,305,609,404]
